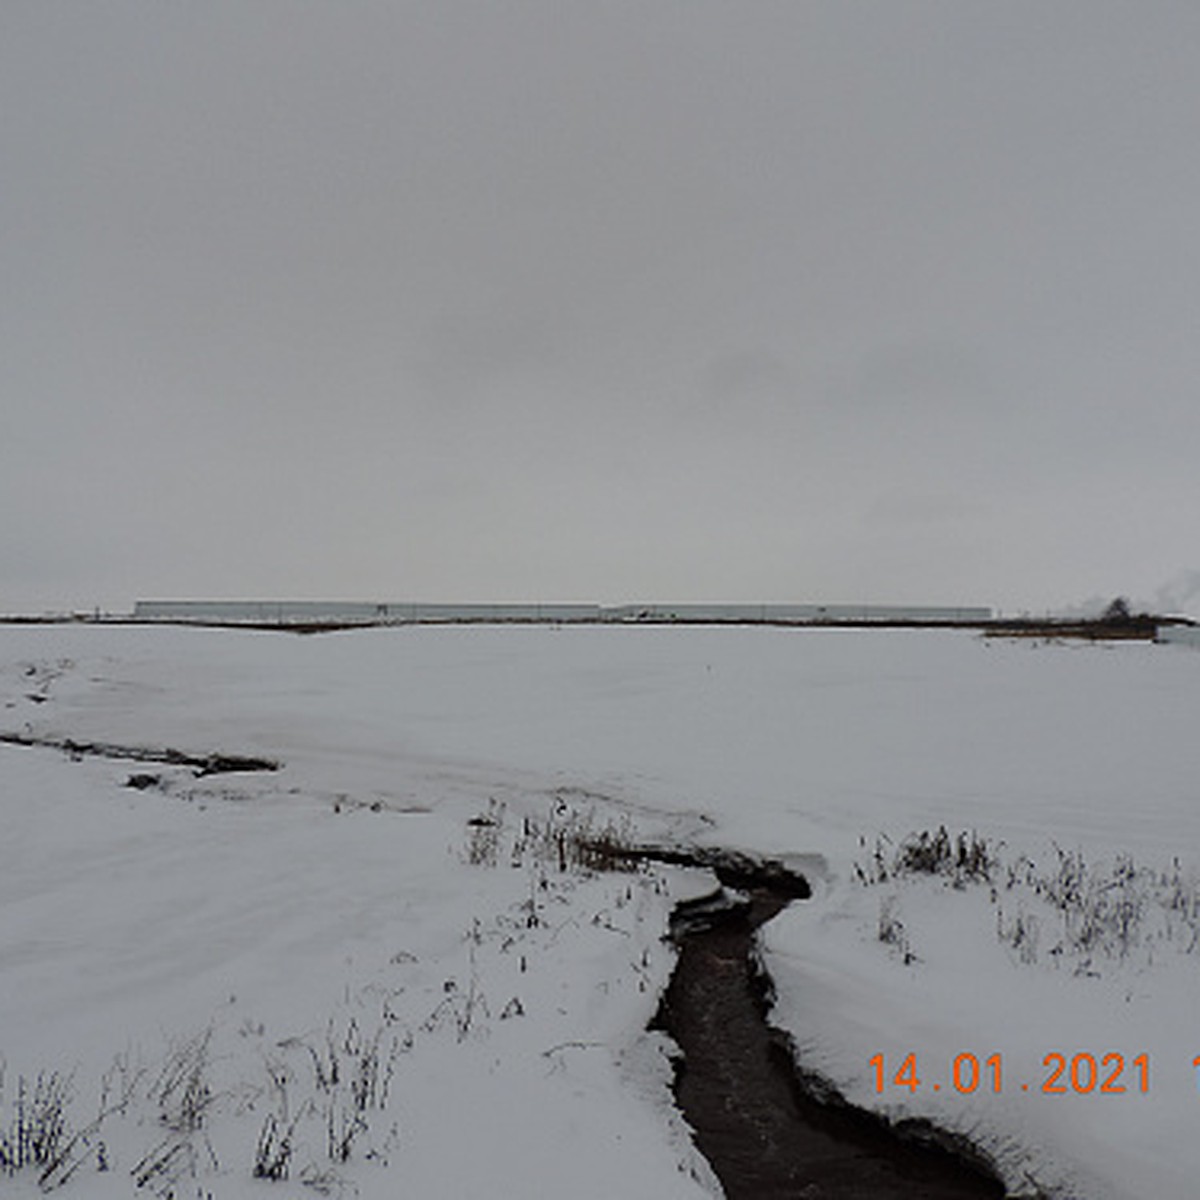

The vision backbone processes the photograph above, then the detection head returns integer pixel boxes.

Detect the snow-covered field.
[2,623,1199,1198]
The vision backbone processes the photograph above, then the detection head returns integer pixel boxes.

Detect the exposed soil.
[648,871,1007,1199]
[0,732,279,776]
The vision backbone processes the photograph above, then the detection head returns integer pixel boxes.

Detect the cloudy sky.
[4,1,1199,615]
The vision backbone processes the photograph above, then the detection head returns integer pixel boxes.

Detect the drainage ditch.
[624,846,1007,1199]
[0,732,279,776]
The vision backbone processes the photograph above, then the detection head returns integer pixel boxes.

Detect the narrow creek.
[640,852,1008,1199]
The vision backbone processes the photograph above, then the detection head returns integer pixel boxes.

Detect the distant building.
[132,600,992,626]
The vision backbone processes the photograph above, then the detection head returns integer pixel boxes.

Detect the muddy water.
[653,889,1006,1200]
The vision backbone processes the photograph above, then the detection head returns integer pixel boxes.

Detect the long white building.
[132,600,993,626]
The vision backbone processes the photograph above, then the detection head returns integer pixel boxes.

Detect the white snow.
[2,623,1199,1197]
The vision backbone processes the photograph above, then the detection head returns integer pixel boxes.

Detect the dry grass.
[857,829,1200,974]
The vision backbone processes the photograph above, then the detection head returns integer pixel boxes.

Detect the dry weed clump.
[263,1014,403,1180]
[0,1070,75,1183]
[153,1027,214,1133]
[464,796,640,875]
[856,826,994,888]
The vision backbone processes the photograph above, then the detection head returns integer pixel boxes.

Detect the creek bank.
[621,843,1006,1199]
[590,841,812,899]
[0,732,279,776]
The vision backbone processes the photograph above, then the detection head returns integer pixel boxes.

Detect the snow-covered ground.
[2,623,1199,1197]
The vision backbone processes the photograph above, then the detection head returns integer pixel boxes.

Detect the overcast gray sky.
[4,1,1200,615]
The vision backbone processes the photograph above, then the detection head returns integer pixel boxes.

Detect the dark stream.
[651,879,1008,1200]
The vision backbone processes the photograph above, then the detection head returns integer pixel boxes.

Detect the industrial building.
[132,600,993,626]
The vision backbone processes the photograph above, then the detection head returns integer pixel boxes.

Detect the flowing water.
[652,882,1007,1199]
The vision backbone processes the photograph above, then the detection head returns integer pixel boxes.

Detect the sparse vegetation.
[856,827,994,888]
[464,797,506,866]
[153,1027,214,1134]
[258,1013,403,1180]
[0,1005,405,1194]
[876,897,916,964]
[252,1108,297,1181]
[857,829,1200,974]
[0,1070,75,1183]
[465,794,639,875]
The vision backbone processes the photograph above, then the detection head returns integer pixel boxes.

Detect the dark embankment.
[0,732,279,776]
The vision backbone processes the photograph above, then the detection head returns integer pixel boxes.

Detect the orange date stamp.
[869,1052,1152,1096]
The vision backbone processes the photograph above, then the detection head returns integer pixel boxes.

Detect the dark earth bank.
[0,732,278,776]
